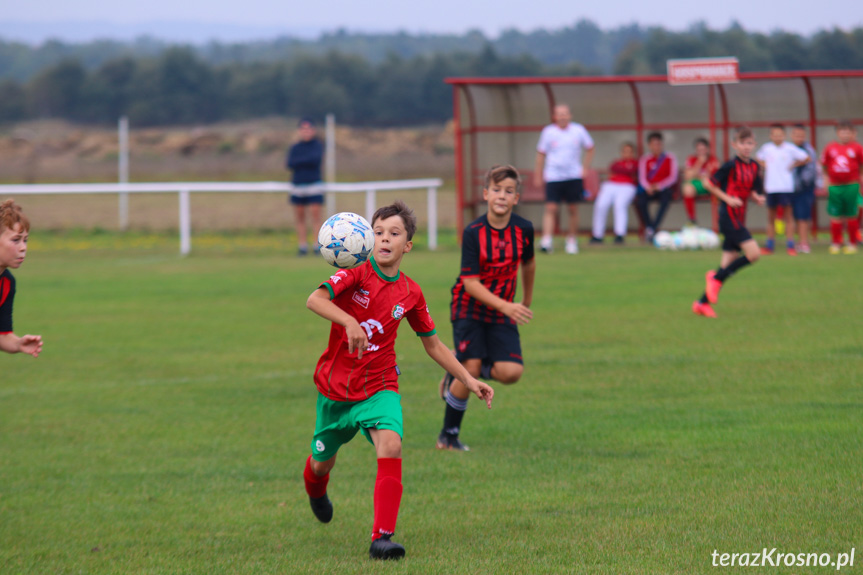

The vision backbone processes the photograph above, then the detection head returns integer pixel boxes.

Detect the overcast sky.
[1,0,861,43]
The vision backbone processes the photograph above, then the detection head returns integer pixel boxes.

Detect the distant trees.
[1,22,862,127]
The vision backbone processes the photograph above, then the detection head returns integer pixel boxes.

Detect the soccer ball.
[697,228,720,250]
[680,227,699,250]
[318,212,375,269]
[654,230,673,250]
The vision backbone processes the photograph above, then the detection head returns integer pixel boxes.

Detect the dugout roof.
[447,71,863,230]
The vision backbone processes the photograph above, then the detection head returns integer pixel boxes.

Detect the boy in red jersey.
[0,199,43,357]
[820,120,863,254]
[303,201,494,560]
[437,165,535,451]
[590,142,638,244]
[682,138,719,226]
[692,127,766,318]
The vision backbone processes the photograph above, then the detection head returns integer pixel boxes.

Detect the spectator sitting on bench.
[590,142,638,245]
[682,137,719,226]
[635,132,678,241]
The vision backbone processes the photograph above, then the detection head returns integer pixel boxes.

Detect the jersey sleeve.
[790,143,809,162]
[406,287,436,337]
[459,226,481,278]
[756,145,767,161]
[710,162,731,189]
[536,127,550,154]
[0,275,14,334]
[319,267,360,300]
[580,125,595,149]
[522,222,535,262]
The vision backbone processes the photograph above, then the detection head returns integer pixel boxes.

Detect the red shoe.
[692,301,717,318]
[760,247,774,255]
[705,271,722,304]
[787,247,798,256]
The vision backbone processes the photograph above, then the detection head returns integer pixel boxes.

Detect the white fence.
[0,179,442,255]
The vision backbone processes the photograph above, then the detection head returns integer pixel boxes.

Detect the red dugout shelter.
[448,71,863,233]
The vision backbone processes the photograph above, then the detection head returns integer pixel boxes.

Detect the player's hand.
[466,377,494,409]
[19,334,42,358]
[726,196,743,208]
[752,193,766,206]
[501,302,533,325]
[345,321,369,359]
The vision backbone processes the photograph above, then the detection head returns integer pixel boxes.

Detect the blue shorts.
[766,192,793,208]
[290,193,324,206]
[545,179,584,204]
[290,182,325,206]
[792,185,815,221]
[452,318,523,365]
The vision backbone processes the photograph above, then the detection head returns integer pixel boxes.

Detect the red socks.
[684,196,696,222]
[372,458,403,540]
[303,455,329,499]
[831,221,844,245]
[848,219,860,245]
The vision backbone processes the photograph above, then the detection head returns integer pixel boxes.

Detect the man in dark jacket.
[287,118,325,256]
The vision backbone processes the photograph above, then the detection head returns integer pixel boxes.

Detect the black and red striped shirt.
[710,157,764,229]
[450,213,535,324]
[0,269,15,334]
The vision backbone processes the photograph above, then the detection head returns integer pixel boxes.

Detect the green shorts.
[310,390,403,462]
[689,179,709,195]
[827,183,861,218]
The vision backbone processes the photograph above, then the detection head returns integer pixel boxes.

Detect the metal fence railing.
[0,179,443,255]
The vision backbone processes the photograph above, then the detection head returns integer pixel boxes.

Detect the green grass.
[2,234,862,574]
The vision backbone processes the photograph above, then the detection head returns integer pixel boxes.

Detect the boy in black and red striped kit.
[437,165,536,450]
[692,127,766,318]
[0,199,43,357]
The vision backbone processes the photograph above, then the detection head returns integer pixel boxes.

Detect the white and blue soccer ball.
[318,212,375,269]
[653,230,674,250]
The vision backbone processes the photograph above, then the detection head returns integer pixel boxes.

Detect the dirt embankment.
[0,119,459,231]
[0,118,456,184]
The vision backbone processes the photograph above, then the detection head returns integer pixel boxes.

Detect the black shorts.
[545,179,584,204]
[452,318,523,365]
[766,192,793,208]
[719,212,753,252]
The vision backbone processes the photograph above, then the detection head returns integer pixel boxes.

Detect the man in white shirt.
[533,104,595,254]
[756,124,810,255]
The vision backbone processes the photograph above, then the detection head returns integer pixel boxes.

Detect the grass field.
[2,233,861,574]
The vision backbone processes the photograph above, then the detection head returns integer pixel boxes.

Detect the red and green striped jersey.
[314,256,436,402]
[450,213,535,324]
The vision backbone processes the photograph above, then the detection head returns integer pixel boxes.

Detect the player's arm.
[306,287,369,359]
[750,171,766,206]
[582,146,595,174]
[701,175,742,208]
[462,277,533,325]
[420,334,493,409]
[0,332,42,357]
[533,151,545,189]
[520,258,536,309]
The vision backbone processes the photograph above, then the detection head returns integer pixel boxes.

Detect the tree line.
[0,22,861,127]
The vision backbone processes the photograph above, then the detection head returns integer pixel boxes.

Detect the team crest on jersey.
[329,270,348,284]
[849,149,857,158]
[392,303,405,320]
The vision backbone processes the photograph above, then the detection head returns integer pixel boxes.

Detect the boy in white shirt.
[533,104,595,255]
[756,124,810,255]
